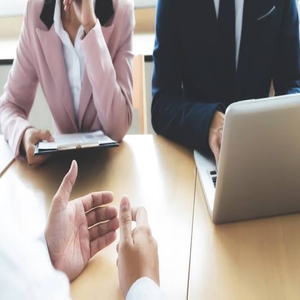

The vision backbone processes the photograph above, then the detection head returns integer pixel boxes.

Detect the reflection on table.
[0,135,196,300]
[188,177,300,300]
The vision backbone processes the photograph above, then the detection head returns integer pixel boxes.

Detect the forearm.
[0,216,71,300]
[82,18,133,141]
[0,0,39,159]
[0,98,34,159]
[151,89,220,152]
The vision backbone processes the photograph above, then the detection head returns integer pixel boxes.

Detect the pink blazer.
[0,0,134,159]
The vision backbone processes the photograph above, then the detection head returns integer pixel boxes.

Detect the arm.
[273,0,300,94]
[68,0,134,141]
[126,277,165,300]
[151,0,220,153]
[82,11,134,142]
[0,213,71,300]
[0,1,39,159]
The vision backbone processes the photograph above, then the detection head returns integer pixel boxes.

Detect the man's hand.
[63,0,97,34]
[117,196,160,297]
[45,160,119,281]
[22,127,54,167]
[208,111,225,167]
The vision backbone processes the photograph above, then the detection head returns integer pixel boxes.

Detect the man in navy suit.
[151,0,300,164]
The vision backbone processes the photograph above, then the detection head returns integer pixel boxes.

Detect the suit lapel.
[36,26,77,130]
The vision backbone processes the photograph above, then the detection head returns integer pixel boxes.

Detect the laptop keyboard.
[210,170,217,187]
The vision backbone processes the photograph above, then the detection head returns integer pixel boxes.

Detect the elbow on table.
[106,114,132,142]
[151,97,166,136]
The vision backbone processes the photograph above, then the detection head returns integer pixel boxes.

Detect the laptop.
[194,93,300,223]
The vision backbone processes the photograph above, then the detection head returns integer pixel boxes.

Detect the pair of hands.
[208,111,224,167]
[45,161,159,297]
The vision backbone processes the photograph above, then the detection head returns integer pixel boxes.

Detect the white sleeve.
[0,213,71,300]
[126,277,166,300]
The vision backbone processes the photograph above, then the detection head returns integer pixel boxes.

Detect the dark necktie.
[216,0,236,106]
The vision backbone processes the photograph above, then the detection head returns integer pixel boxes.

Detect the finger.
[215,139,221,169]
[82,191,114,213]
[26,140,51,167]
[119,196,133,243]
[64,2,71,11]
[37,129,54,143]
[132,207,149,227]
[86,205,118,227]
[90,231,117,257]
[215,154,220,170]
[64,0,72,7]
[52,160,78,209]
[89,216,119,241]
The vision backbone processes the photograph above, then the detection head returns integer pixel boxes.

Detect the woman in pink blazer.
[0,0,134,166]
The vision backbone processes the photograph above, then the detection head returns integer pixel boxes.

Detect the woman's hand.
[63,0,97,34]
[22,127,54,167]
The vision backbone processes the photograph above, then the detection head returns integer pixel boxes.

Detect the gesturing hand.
[117,196,160,297]
[63,0,97,34]
[45,160,119,281]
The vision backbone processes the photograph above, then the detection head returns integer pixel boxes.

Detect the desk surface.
[0,135,14,177]
[0,135,196,300]
[2,134,300,299]
[188,177,300,300]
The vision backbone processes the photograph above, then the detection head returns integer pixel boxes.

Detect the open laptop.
[194,93,300,223]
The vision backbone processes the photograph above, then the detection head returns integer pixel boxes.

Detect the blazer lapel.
[36,26,77,130]
[39,0,115,130]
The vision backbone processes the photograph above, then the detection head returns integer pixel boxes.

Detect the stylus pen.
[57,142,99,150]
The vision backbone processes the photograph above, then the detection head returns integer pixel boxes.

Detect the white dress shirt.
[214,0,244,67]
[53,0,86,122]
[0,208,164,299]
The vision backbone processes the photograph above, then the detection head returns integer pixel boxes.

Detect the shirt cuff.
[126,277,165,300]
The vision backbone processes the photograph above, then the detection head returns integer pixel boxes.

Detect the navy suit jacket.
[151,0,300,152]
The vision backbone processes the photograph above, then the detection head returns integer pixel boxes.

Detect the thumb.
[119,196,133,244]
[52,160,78,209]
[38,129,54,142]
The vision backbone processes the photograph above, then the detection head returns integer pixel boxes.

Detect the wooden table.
[188,177,300,300]
[2,134,300,299]
[0,135,196,300]
[0,135,14,177]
